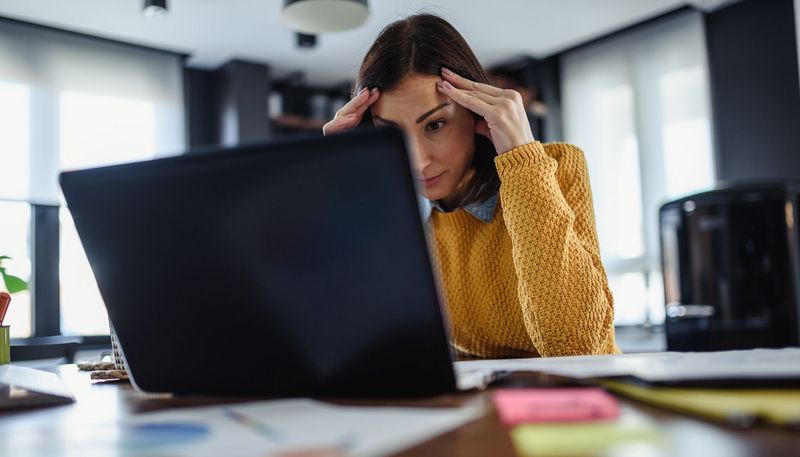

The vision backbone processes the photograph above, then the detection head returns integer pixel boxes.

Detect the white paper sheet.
[1,397,484,457]
[455,347,800,382]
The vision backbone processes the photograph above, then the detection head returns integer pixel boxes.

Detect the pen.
[223,406,283,442]
[0,292,10,326]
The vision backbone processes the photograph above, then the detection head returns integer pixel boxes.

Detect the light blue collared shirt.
[418,192,499,223]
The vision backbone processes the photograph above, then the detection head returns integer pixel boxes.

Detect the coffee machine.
[659,181,800,351]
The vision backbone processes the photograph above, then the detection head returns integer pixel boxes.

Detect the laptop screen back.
[60,128,456,397]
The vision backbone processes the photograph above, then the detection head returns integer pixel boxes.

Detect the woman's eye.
[426,120,446,132]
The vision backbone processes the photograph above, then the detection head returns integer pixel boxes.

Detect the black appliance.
[659,181,800,351]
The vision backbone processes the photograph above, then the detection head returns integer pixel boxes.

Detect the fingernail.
[441,67,453,76]
[371,88,378,95]
[357,87,367,95]
[442,81,454,89]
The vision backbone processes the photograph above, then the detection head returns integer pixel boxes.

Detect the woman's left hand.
[437,67,535,155]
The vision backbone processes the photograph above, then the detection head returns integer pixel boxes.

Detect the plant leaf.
[1,271,28,293]
[0,256,11,261]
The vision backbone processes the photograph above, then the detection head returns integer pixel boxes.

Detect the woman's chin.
[428,181,463,202]
[420,188,446,201]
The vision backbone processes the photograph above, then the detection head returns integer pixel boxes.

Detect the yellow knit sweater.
[429,141,620,358]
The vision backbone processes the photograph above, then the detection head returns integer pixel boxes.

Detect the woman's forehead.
[372,74,449,120]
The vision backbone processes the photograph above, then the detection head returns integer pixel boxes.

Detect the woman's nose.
[407,137,432,173]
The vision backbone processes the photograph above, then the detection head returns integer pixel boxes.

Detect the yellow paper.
[601,380,800,427]
[510,420,662,456]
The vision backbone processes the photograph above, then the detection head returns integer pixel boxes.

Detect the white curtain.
[561,11,715,325]
[0,19,185,204]
[0,20,185,335]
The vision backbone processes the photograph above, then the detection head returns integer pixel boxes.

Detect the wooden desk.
[1,366,798,456]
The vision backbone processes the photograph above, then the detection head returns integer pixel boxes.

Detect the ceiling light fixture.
[282,0,369,34]
[143,0,168,20]
[296,33,318,49]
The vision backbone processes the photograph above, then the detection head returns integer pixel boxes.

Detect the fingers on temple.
[341,88,379,116]
[441,68,505,97]
[461,89,503,106]
[438,82,491,117]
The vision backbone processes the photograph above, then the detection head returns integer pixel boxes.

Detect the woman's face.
[370,73,476,204]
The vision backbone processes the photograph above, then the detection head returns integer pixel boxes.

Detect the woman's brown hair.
[356,13,500,208]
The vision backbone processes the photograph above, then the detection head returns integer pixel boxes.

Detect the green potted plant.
[0,256,27,364]
[0,256,28,293]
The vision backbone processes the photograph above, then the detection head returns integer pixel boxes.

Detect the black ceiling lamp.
[282,0,369,34]
[142,0,168,20]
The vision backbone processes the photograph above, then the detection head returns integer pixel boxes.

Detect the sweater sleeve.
[495,141,617,356]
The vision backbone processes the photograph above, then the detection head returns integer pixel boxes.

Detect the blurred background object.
[660,182,800,351]
[488,58,548,141]
[142,0,168,20]
[282,0,370,34]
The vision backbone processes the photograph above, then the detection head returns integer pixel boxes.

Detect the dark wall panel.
[184,60,273,151]
[220,60,272,144]
[706,0,800,182]
[539,56,563,142]
[184,67,220,149]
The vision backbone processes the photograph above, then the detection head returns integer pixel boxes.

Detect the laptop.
[60,127,493,397]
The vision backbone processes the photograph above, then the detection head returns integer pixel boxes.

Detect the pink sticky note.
[492,388,619,425]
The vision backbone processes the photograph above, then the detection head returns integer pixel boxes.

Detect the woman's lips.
[419,172,445,188]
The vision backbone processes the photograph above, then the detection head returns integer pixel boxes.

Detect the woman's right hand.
[322,87,380,136]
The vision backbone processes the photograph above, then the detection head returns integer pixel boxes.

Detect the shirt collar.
[418,192,499,223]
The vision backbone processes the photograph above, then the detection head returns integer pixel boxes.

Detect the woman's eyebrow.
[416,103,449,124]
[373,116,398,126]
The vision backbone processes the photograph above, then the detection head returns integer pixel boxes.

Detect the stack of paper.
[456,347,800,383]
[601,380,800,427]
[490,387,662,456]
[461,347,800,429]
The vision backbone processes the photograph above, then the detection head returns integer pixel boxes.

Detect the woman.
[323,14,620,358]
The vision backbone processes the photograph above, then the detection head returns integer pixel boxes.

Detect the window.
[0,81,32,338]
[0,81,30,199]
[59,91,160,335]
[660,66,714,199]
[0,19,185,337]
[0,202,32,338]
[562,11,715,326]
